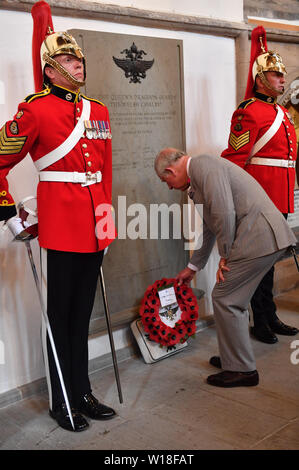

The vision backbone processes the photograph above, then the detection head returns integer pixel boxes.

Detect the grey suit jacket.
[189,155,296,270]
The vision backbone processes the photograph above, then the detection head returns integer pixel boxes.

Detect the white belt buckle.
[95,171,102,183]
[81,172,95,187]
[288,160,295,168]
[81,171,102,187]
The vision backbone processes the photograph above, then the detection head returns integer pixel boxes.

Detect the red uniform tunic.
[221,92,297,213]
[0,84,115,252]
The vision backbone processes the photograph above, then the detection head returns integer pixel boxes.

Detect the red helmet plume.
[31,1,54,92]
[244,26,268,100]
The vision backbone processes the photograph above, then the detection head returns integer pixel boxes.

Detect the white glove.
[5,216,29,237]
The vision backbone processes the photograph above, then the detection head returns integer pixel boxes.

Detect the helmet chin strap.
[257,71,284,96]
[43,53,86,88]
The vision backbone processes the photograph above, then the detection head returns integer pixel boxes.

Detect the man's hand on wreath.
[216,257,230,283]
[176,267,196,286]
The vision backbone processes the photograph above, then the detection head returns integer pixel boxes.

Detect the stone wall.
[244,0,299,22]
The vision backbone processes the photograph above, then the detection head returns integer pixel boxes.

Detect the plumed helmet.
[244,26,286,99]
[31,1,85,92]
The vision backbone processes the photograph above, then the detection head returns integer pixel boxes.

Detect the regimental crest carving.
[159,304,180,322]
[112,42,154,83]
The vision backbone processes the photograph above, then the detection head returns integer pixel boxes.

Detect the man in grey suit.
[155,148,297,388]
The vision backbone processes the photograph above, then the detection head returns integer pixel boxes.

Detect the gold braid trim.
[43,53,85,88]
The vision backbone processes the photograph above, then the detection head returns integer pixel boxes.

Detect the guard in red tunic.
[221,26,298,344]
[0,2,116,431]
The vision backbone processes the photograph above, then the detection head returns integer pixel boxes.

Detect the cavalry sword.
[10,200,75,431]
[99,266,123,404]
[24,239,75,430]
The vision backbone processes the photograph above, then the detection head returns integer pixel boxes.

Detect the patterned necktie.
[188,187,195,200]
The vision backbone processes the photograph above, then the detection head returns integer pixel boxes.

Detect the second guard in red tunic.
[221,93,296,214]
[221,26,298,344]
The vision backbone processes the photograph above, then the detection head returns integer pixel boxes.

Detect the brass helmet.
[41,31,85,88]
[41,31,84,69]
[252,51,286,80]
[252,51,286,95]
[244,26,287,99]
[31,1,85,92]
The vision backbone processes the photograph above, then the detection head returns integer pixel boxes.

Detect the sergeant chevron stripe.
[229,130,250,151]
[0,125,27,154]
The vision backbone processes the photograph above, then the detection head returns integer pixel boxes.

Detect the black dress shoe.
[250,325,278,344]
[207,370,259,388]
[209,356,222,369]
[79,393,116,420]
[269,319,299,336]
[49,403,89,432]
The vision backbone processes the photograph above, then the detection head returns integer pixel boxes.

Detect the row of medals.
[84,120,112,140]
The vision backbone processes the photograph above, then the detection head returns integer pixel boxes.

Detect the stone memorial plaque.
[69,30,187,331]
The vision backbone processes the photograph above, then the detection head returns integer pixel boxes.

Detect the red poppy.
[140,278,199,347]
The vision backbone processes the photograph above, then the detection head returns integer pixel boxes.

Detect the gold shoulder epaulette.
[81,95,105,107]
[237,98,256,110]
[24,88,51,104]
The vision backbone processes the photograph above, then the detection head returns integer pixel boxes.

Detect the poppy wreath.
[139,278,199,347]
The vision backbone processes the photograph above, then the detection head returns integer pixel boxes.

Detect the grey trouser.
[212,249,287,372]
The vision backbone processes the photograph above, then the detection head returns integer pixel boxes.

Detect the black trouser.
[250,213,288,327]
[45,249,104,410]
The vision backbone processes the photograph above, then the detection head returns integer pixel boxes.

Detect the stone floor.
[0,288,298,451]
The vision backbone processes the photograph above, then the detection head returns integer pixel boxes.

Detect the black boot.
[78,393,116,420]
[250,324,278,344]
[269,319,299,336]
[49,403,89,432]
